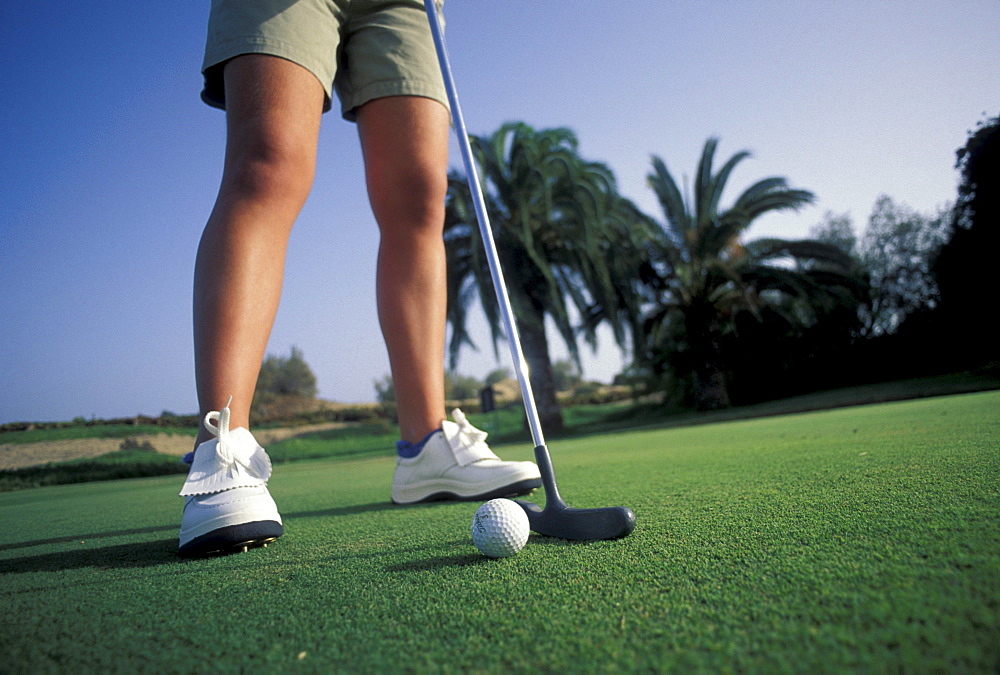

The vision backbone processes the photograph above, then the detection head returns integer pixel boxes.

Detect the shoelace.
[451,408,488,446]
[178,396,272,496]
[444,408,500,466]
[182,396,234,466]
[203,396,235,463]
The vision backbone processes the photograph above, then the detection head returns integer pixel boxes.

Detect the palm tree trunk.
[693,360,731,410]
[688,305,732,411]
[515,302,565,434]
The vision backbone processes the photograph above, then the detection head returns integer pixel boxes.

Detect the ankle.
[396,427,441,458]
[396,411,446,447]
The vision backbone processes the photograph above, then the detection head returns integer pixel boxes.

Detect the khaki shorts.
[201,0,446,121]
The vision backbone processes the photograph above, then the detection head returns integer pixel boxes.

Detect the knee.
[222,125,317,208]
[369,163,448,238]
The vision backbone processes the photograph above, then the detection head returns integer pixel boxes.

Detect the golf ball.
[471,498,529,558]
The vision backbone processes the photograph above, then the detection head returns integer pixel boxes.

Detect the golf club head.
[515,498,636,541]
[513,443,637,540]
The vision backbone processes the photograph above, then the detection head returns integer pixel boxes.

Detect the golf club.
[424,1,636,541]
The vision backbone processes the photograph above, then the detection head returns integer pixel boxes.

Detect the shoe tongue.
[179,427,272,496]
[442,419,499,467]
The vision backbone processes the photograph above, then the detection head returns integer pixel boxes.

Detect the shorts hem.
[340,80,449,122]
[201,39,335,112]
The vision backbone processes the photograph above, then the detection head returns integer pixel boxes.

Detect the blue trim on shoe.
[395,428,441,458]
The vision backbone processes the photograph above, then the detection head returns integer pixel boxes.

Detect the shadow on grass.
[523,534,595,548]
[0,500,459,574]
[0,524,177,553]
[1,500,576,575]
[387,552,490,572]
[283,498,458,521]
[386,533,593,572]
[0,537,182,574]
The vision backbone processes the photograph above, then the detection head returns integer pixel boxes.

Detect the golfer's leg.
[356,96,450,443]
[193,55,324,445]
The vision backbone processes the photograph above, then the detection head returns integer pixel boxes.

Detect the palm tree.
[444,123,649,432]
[642,137,861,410]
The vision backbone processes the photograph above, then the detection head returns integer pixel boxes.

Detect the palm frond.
[445,122,650,374]
[747,237,858,270]
[694,137,719,222]
[707,148,752,218]
[730,178,815,221]
[648,155,690,237]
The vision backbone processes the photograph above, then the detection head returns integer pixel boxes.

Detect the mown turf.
[0,424,196,444]
[1,392,997,672]
[0,448,189,491]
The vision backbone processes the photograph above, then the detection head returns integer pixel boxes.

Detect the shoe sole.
[392,477,541,505]
[178,520,284,558]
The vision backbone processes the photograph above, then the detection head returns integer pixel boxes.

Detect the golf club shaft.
[424,0,546,449]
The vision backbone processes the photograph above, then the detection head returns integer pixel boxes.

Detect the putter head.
[515,498,636,541]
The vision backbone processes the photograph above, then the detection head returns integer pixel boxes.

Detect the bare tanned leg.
[193,55,324,446]
[356,96,451,444]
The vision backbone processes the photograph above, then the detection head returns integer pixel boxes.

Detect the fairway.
[2,392,997,672]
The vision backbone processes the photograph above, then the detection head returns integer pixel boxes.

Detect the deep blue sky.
[2,1,998,423]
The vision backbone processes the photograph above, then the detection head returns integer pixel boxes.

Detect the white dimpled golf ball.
[471,498,530,558]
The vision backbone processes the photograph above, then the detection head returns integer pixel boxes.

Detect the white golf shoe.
[391,409,541,504]
[178,400,282,557]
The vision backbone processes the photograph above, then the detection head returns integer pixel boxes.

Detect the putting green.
[2,392,997,671]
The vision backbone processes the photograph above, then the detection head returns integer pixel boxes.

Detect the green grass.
[4,371,996,493]
[0,406,626,491]
[265,421,401,464]
[0,448,189,492]
[0,424,196,444]
[1,391,997,672]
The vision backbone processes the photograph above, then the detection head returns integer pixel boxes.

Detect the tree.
[444,123,649,432]
[445,371,482,401]
[640,138,861,410]
[952,113,999,234]
[810,211,857,257]
[484,368,512,387]
[373,374,394,404]
[858,196,950,337]
[930,113,999,365]
[810,201,952,339]
[550,359,582,392]
[256,346,317,398]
